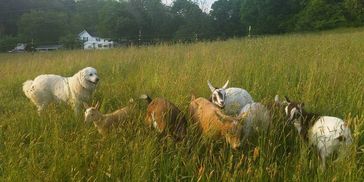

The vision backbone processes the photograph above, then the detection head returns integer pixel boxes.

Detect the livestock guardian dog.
[22,67,99,115]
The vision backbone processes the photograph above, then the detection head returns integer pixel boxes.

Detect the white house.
[78,30,114,50]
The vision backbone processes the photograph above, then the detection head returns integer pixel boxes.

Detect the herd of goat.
[22,67,353,169]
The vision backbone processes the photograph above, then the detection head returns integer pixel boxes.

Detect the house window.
[98,44,102,48]
[103,44,108,48]
[96,38,100,42]
[83,37,88,41]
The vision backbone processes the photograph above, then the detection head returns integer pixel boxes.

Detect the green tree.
[97,1,139,40]
[343,0,364,26]
[211,0,244,38]
[128,0,150,37]
[74,0,106,34]
[172,0,213,40]
[240,0,301,34]
[0,0,31,36]
[295,0,347,31]
[18,10,68,43]
[59,33,82,49]
[143,0,176,40]
[0,36,19,52]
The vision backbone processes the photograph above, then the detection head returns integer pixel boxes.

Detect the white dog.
[23,67,99,115]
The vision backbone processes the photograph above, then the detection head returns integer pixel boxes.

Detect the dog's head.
[78,67,99,90]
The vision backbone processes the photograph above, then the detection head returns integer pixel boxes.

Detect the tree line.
[0,0,363,51]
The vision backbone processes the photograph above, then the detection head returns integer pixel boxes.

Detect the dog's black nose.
[95,78,99,82]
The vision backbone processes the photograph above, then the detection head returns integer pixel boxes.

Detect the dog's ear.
[83,102,90,109]
[81,69,87,79]
[77,69,85,85]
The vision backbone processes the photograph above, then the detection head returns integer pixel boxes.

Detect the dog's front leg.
[73,101,82,116]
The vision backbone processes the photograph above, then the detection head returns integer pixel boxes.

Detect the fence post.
[138,29,142,47]
[248,25,252,38]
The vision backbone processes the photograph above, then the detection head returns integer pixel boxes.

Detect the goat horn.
[222,80,229,89]
[207,80,215,92]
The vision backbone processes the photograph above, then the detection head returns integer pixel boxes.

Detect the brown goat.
[140,94,187,141]
[84,100,134,137]
[189,96,246,149]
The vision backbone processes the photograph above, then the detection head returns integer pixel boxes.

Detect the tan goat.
[140,94,187,141]
[189,96,246,149]
[84,100,134,137]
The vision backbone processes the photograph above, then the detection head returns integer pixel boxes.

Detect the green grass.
[0,28,364,181]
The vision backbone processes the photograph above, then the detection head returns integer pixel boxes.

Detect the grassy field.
[0,28,364,181]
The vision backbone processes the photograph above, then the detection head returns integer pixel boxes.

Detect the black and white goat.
[208,80,254,116]
[278,95,352,169]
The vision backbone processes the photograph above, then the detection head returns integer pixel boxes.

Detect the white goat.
[208,80,253,116]
[84,100,134,137]
[281,96,352,169]
[238,102,271,142]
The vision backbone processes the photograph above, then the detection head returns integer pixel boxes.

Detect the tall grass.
[0,28,363,181]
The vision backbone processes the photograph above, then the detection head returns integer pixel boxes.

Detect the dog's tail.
[139,94,152,104]
[22,80,34,99]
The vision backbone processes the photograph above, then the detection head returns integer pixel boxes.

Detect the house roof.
[78,30,89,36]
[79,29,113,42]
[79,29,98,37]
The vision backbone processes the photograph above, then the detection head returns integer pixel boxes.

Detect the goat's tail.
[22,80,34,99]
[139,94,152,103]
[274,95,280,103]
[336,123,353,145]
[128,98,134,104]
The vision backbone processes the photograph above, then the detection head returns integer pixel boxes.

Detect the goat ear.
[95,101,100,110]
[274,95,280,104]
[222,80,229,89]
[284,96,291,103]
[83,102,90,109]
[207,80,215,92]
[191,94,196,101]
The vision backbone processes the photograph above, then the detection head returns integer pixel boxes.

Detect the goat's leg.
[37,104,47,116]
[319,150,326,170]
